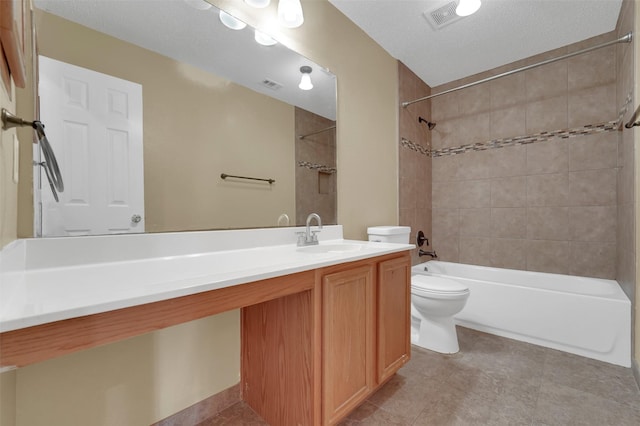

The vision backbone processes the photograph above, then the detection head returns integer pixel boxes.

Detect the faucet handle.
[295,231,306,245]
[311,230,320,242]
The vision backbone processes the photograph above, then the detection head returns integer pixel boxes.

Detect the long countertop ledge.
[0,226,413,333]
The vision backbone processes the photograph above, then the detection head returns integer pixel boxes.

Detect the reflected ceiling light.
[455,0,481,17]
[245,0,271,8]
[219,10,247,30]
[299,66,313,90]
[255,30,277,46]
[278,0,304,28]
[183,0,213,10]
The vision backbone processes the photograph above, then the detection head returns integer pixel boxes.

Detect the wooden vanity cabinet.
[241,251,411,426]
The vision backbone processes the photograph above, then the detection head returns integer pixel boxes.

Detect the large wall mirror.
[31,0,337,237]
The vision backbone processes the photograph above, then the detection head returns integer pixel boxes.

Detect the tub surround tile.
[432,208,459,238]
[490,104,527,140]
[431,92,459,122]
[490,73,526,109]
[458,180,491,209]
[526,139,569,175]
[432,181,460,209]
[431,155,459,182]
[491,208,527,239]
[568,48,616,91]
[569,241,616,279]
[568,84,617,128]
[526,207,570,241]
[569,205,617,242]
[526,96,568,134]
[459,237,492,266]
[457,150,492,180]
[569,132,618,171]
[490,145,527,178]
[569,168,617,206]
[527,240,570,275]
[432,236,459,263]
[491,177,527,208]
[458,84,491,116]
[459,208,491,237]
[526,173,570,207]
[490,239,527,270]
[525,61,568,102]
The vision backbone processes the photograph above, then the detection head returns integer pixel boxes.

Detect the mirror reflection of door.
[37,55,144,237]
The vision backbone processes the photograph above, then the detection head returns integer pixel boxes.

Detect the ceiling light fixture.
[255,30,277,46]
[455,0,481,17]
[278,0,304,28]
[245,0,271,8]
[219,10,247,30]
[299,66,313,90]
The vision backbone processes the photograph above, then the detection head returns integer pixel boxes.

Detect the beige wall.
[430,34,620,279]
[0,1,399,425]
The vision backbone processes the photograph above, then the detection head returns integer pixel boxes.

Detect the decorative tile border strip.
[400,137,431,157]
[297,161,337,173]
[432,121,619,158]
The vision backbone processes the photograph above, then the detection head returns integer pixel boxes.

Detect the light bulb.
[299,66,313,90]
[245,0,270,8]
[278,0,304,28]
[219,10,247,30]
[255,30,277,46]
[455,0,481,17]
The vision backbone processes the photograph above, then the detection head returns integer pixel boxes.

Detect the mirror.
[31,0,337,236]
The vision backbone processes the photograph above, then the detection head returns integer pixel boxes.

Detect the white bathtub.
[412,261,631,367]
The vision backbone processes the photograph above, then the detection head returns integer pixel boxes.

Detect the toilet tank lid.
[367,226,411,235]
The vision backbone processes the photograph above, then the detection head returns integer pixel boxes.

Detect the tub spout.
[419,249,438,259]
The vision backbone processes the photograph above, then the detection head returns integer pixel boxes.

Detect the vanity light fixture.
[255,29,278,46]
[219,10,247,30]
[455,0,481,17]
[278,0,304,28]
[245,0,271,8]
[299,66,313,90]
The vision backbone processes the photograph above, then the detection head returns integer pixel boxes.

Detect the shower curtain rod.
[298,125,336,140]
[402,32,633,108]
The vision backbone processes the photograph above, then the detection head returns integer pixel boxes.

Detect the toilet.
[411,274,469,354]
[366,226,470,354]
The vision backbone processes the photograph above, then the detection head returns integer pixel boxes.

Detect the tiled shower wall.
[295,107,337,226]
[431,33,621,279]
[616,0,636,305]
[398,62,432,265]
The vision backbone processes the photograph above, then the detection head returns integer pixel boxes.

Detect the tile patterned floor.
[197,327,640,425]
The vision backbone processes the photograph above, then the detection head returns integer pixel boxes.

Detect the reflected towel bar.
[220,173,275,184]
[625,104,640,128]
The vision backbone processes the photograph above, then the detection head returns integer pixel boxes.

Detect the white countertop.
[0,227,413,333]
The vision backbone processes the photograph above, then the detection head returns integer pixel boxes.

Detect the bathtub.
[411,261,631,367]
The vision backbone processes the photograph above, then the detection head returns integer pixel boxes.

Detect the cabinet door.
[377,256,411,383]
[322,265,375,425]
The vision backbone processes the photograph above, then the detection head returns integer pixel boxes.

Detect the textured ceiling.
[329,0,624,87]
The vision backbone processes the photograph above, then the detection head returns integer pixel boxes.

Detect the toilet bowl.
[411,274,470,354]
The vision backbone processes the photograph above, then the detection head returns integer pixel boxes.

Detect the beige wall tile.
[526,96,568,134]
[527,207,570,241]
[525,61,568,102]
[490,145,527,178]
[458,180,491,208]
[568,84,617,127]
[617,204,634,254]
[491,176,527,207]
[527,173,570,206]
[431,119,459,150]
[527,240,570,274]
[491,208,527,238]
[569,169,617,206]
[432,181,460,209]
[569,206,617,242]
[459,208,491,237]
[431,92,459,122]
[432,208,459,239]
[569,242,616,279]
[432,155,460,182]
[526,139,569,175]
[490,238,527,270]
[490,105,526,140]
[433,236,459,262]
[459,237,492,266]
[399,176,417,210]
[490,73,526,109]
[568,132,618,171]
[457,112,492,145]
[568,48,616,91]
[457,150,492,180]
[459,84,491,116]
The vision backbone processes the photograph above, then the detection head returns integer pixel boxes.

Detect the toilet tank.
[367,226,411,244]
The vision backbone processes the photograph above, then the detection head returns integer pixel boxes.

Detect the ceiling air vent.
[260,78,283,90]
[423,1,464,30]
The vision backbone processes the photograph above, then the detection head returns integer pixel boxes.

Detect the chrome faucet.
[297,213,322,246]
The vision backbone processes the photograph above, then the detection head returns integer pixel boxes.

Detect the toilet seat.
[411,275,469,298]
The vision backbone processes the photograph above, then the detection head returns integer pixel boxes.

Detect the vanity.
[0,226,412,425]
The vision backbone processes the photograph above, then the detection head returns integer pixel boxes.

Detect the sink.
[297,243,364,254]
